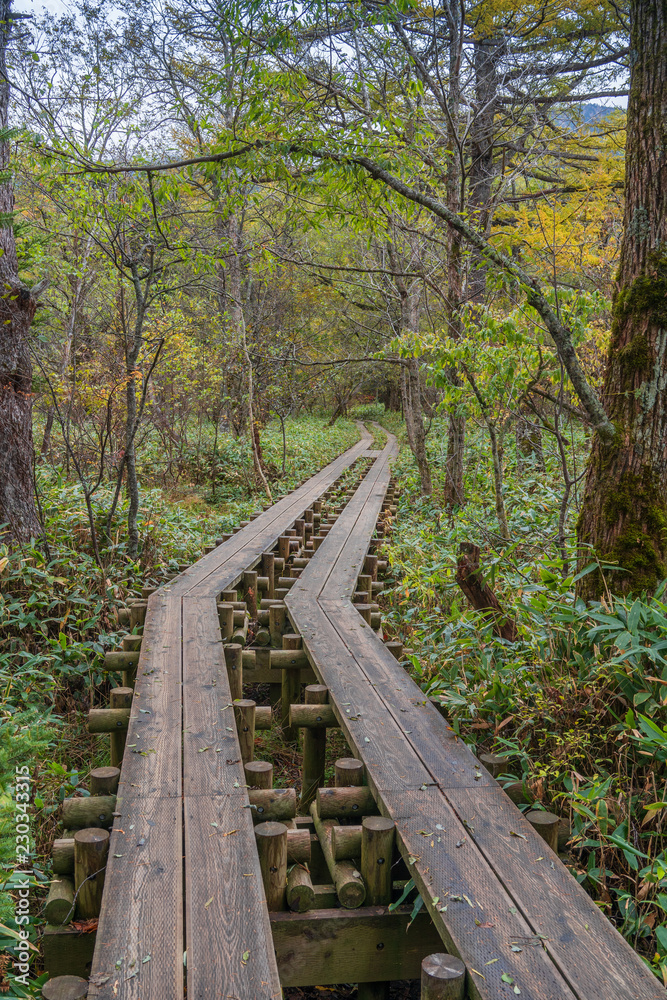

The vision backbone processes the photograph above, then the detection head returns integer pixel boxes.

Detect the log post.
[278,535,291,562]
[286,864,315,912]
[525,810,560,853]
[317,786,377,820]
[361,816,395,905]
[52,838,75,875]
[89,766,120,796]
[262,551,275,599]
[281,634,302,744]
[110,686,132,767]
[224,643,243,701]
[243,570,258,618]
[61,796,116,830]
[269,603,286,647]
[44,875,75,925]
[300,685,328,814]
[335,758,364,787]
[244,760,273,788]
[73,827,109,918]
[478,752,508,778]
[331,824,362,861]
[249,788,297,823]
[309,802,366,909]
[255,821,288,910]
[42,977,89,1000]
[233,699,256,764]
[421,954,466,999]
[217,601,234,640]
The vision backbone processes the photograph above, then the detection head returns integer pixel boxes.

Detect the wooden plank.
[384,789,574,1000]
[182,427,373,599]
[286,433,664,1000]
[89,593,183,1000]
[87,797,183,999]
[448,785,665,1000]
[184,793,282,1000]
[270,906,443,986]
[182,596,250,797]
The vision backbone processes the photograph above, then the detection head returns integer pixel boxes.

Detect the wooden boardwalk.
[59,421,663,1000]
[286,432,664,1000]
[88,428,372,1000]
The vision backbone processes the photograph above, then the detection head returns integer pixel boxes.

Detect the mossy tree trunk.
[0,0,40,542]
[577,0,667,598]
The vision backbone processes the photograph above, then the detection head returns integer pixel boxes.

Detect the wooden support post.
[224,643,243,701]
[356,603,373,625]
[222,588,237,602]
[52,839,75,875]
[385,640,403,660]
[300,685,328,814]
[89,767,120,796]
[234,699,256,764]
[262,551,275,599]
[282,634,302,744]
[317,786,377,820]
[245,760,273,788]
[61,796,116,830]
[310,803,366,909]
[358,574,373,600]
[243,570,258,618]
[478,752,508,778]
[361,817,394,904]
[42,977,89,1000]
[335,758,365,787]
[255,821,288,911]
[332,825,362,861]
[74,827,109,918]
[525,810,560,852]
[44,876,75,925]
[421,954,466,999]
[110,686,132,766]
[286,828,311,864]
[129,602,147,629]
[364,554,378,580]
[278,535,291,562]
[269,603,286,647]
[217,601,234,639]
[249,787,297,823]
[286,864,315,912]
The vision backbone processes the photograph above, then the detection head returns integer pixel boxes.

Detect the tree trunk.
[516,406,545,475]
[577,0,667,598]
[444,407,466,508]
[0,0,40,541]
[467,36,500,302]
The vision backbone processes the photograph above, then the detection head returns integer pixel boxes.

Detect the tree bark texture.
[467,36,500,302]
[577,0,667,597]
[0,0,40,541]
[455,543,518,641]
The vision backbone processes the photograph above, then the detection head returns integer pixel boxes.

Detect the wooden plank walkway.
[286,432,665,1000]
[88,426,372,1000]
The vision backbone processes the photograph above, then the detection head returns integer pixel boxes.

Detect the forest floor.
[3,407,667,989]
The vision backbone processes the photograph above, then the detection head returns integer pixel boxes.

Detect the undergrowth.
[0,414,359,993]
[354,402,667,982]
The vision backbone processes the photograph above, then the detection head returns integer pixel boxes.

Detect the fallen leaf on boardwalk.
[471,969,486,979]
[142,955,151,963]
[510,830,527,840]
[222,829,238,837]
[204,897,214,909]
[198,746,211,753]
[478,921,495,928]
[485,958,499,965]
[511,945,523,953]
[501,973,514,984]
[242,950,250,965]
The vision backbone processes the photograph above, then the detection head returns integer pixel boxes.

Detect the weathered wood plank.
[184,794,282,1000]
[270,906,443,986]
